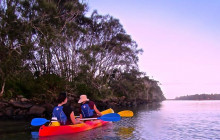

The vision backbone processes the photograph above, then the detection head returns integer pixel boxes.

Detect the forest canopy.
[0,0,164,102]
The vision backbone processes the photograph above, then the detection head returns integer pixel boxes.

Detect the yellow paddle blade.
[118,110,134,117]
[101,108,114,115]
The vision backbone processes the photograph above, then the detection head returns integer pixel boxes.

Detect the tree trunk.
[0,80,6,97]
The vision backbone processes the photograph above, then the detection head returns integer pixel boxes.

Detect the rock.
[110,97,118,102]
[28,105,45,115]
[18,110,26,116]
[5,107,13,116]
[108,102,117,108]
[42,103,54,113]
[20,98,29,102]
[132,102,137,106]
[13,108,21,115]
[11,101,33,109]
[0,112,4,117]
[9,99,15,103]
[17,95,24,99]
[0,102,9,108]
[126,102,131,106]
[119,96,126,101]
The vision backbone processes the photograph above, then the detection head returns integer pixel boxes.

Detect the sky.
[85,0,220,99]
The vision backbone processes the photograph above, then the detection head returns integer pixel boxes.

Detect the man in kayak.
[78,95,103,118]
[52,92,81,125]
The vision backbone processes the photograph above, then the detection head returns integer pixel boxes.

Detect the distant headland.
[175,94,220,100]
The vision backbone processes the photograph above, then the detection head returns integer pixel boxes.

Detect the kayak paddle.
[77,110,133,118]
[31,118,50,126]
[31,113,121,126]
[80,113,121,122]
[118,110,134,117]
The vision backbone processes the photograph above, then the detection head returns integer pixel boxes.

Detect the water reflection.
[37,123,116,140]
[117,127,135,139]
[6,101,220,140]
[1,102,162,140]
[31,132,39,139]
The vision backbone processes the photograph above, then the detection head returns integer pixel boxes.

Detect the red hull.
[39,120,109,137]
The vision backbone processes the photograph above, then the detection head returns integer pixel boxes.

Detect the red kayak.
[38,108,114,136]
[39,120,110,136]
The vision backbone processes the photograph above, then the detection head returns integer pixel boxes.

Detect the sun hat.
[78,95,89,103]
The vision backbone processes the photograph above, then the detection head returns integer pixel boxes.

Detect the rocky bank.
[0,93,165,120]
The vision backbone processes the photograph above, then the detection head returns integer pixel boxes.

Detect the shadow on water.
[0,102,163,140]
[2,101,220,140]
[0,120,40,140]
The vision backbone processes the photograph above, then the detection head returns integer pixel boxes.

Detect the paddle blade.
[118,110,134,117]
[31,118,50,126]
[101,108,114,115]
[98,113,121,122]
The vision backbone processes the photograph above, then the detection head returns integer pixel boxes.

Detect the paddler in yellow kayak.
[51,92,81,125]
[78,95,103,119]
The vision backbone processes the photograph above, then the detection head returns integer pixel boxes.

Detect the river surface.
[1,100,220,140]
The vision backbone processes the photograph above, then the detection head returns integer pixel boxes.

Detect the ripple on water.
[2,101,220,140]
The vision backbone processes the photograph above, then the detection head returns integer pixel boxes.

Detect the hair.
[57,92,67,103]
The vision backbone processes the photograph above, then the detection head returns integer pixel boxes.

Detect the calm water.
[1,100,220,140]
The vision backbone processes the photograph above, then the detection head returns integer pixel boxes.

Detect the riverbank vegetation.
[0,0,165,104]
[175,94,220,100]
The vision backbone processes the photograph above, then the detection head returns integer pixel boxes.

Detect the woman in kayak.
[52,92,81,125]
[78,95,103,118]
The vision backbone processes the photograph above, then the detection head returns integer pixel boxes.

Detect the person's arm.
[80,114,83,119]
[94,104,102,116]
[70,112,81,124]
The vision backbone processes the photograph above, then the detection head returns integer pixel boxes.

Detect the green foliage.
[0,0,164,102]
[75,83,92,96]
[110,68,146,99]
[175,94,220,100]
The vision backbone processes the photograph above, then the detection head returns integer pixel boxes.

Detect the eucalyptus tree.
[0,0,31,97]
[73,11,143,97]
[18,0,87,76]
[0,0,163,101]
[0,0,87,97]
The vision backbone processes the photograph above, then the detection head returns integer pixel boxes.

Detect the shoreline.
[0,95,163,121]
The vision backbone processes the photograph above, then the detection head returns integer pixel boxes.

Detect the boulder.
[9,99,15,103]
[28,105,45,115]
[0,101,9,108]
[17,95,24,99]
[5,107,13,116]
[18,110,25,116]
[10,101,33,109]
[0,112,4,117]
[20,98,29,102]
[42,103,54,113]
[13,108,21,115]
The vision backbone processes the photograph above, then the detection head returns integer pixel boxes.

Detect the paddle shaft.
[80,118,98,121]
[77,110,133,118]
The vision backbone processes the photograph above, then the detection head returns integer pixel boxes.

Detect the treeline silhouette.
[175,94,220,100]
[0,0,165,102]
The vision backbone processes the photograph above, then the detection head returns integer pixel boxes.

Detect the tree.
[72,11,143,97]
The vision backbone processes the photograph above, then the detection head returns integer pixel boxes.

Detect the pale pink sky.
[86,0,220,99]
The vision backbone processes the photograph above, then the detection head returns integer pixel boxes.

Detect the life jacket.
[81,102,94,118]
[52,106,67,125]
